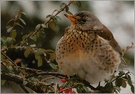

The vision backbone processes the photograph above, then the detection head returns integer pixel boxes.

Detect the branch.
[2,73,47,93]
[1,52,15,64]
[1,52,17,69]
[123,42,134,55]
[9,10,22,37]
[26,71,67,79]
[44,1,74,24]
[20,1,74,46]
[109,71,130,83]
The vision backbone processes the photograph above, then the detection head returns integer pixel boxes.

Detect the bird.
[56,11,125,84]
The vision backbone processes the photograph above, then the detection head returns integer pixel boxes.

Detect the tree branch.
[9,10,22,37]
[2,73,47,93]
[20,1,74,46]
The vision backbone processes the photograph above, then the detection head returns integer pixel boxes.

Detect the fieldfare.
[56,11,125,84]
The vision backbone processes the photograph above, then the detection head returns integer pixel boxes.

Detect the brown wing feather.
[95,25,126,65]
[96,25,122,55]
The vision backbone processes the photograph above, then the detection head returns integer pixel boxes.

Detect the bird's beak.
[64,14,76,23]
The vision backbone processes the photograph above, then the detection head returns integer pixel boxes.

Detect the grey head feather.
[74,11,104,31]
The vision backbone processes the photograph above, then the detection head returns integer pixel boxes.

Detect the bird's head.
[64,11,104,31]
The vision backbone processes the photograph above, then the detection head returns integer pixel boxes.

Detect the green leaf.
[49,63,58,70]
[60,3,66,8]
[35,24,41,30]
[46,23,49,28]
[76,86,84,93]
[55,16,61,21]
[7,27,13,33]
[52,9,58,15]
[115,78,122,87]
[119,71,125,76]
[65,6,69,12]
[40,31,46,38]
[1,37,6,44]
[30,35,37,42]
[36,32,40,38]
[53,18,58,23]
[38,48,47,56]
[83,86,89,92]
[32,48,38,53]
[114,86,121,93]
[62,81,69,88]
[22,34,28,40]
[105,82,114,92]
[41,24,46,28]
[35,54,42,67]
[131,85,134,93]
[7,19,14,25]
[11,30,17,39]
[49,21,56,30]
[30,32,40,42]
[6,37,13,43]
[1,80,6,85]
[121,79,127,88]
[21,62,25,67]
[21,12,27,16]
[37,56,43,67]
[127,75,132,86]
[35,49,44,55]
[35,54,40,60]
[124,73,129,79]
[30,44,36,48]
[66,11,73,15]
[50,53,56,61]
[15,15,18,19]
[24,49,30,58]
[19,18,26,25]
[6,25,12,29]
[73,1,81,7]
[23,80,28,85]
[46,15,52,18]
[8,66,13,71]
[16,22,24,29]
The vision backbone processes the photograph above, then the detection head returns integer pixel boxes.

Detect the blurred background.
[1,1,134,93]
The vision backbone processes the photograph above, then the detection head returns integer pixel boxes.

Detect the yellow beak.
[64,14,76,23]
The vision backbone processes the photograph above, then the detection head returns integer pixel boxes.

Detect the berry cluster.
[60,78,73,93]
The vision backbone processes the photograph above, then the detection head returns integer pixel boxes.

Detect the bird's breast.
[56,28,121,83]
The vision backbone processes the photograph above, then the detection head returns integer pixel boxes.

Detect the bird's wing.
[95,25,122,55]
[95,25,126,65]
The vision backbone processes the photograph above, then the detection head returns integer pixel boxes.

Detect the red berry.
[61,78,66,83]
[69,88,72,93]
[64,89,69,93]
[60,87,63,92]
[64,88,73,93]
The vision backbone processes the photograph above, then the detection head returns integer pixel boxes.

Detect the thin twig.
[9,10,22,37]
[1,52,16,66]
[20,1,74,47]
[123,42,134,55]
[13,65,66,78]
[45,1,74,24]
[2,73,46,93]
[26,71,67,78]
[110,71,130,83]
